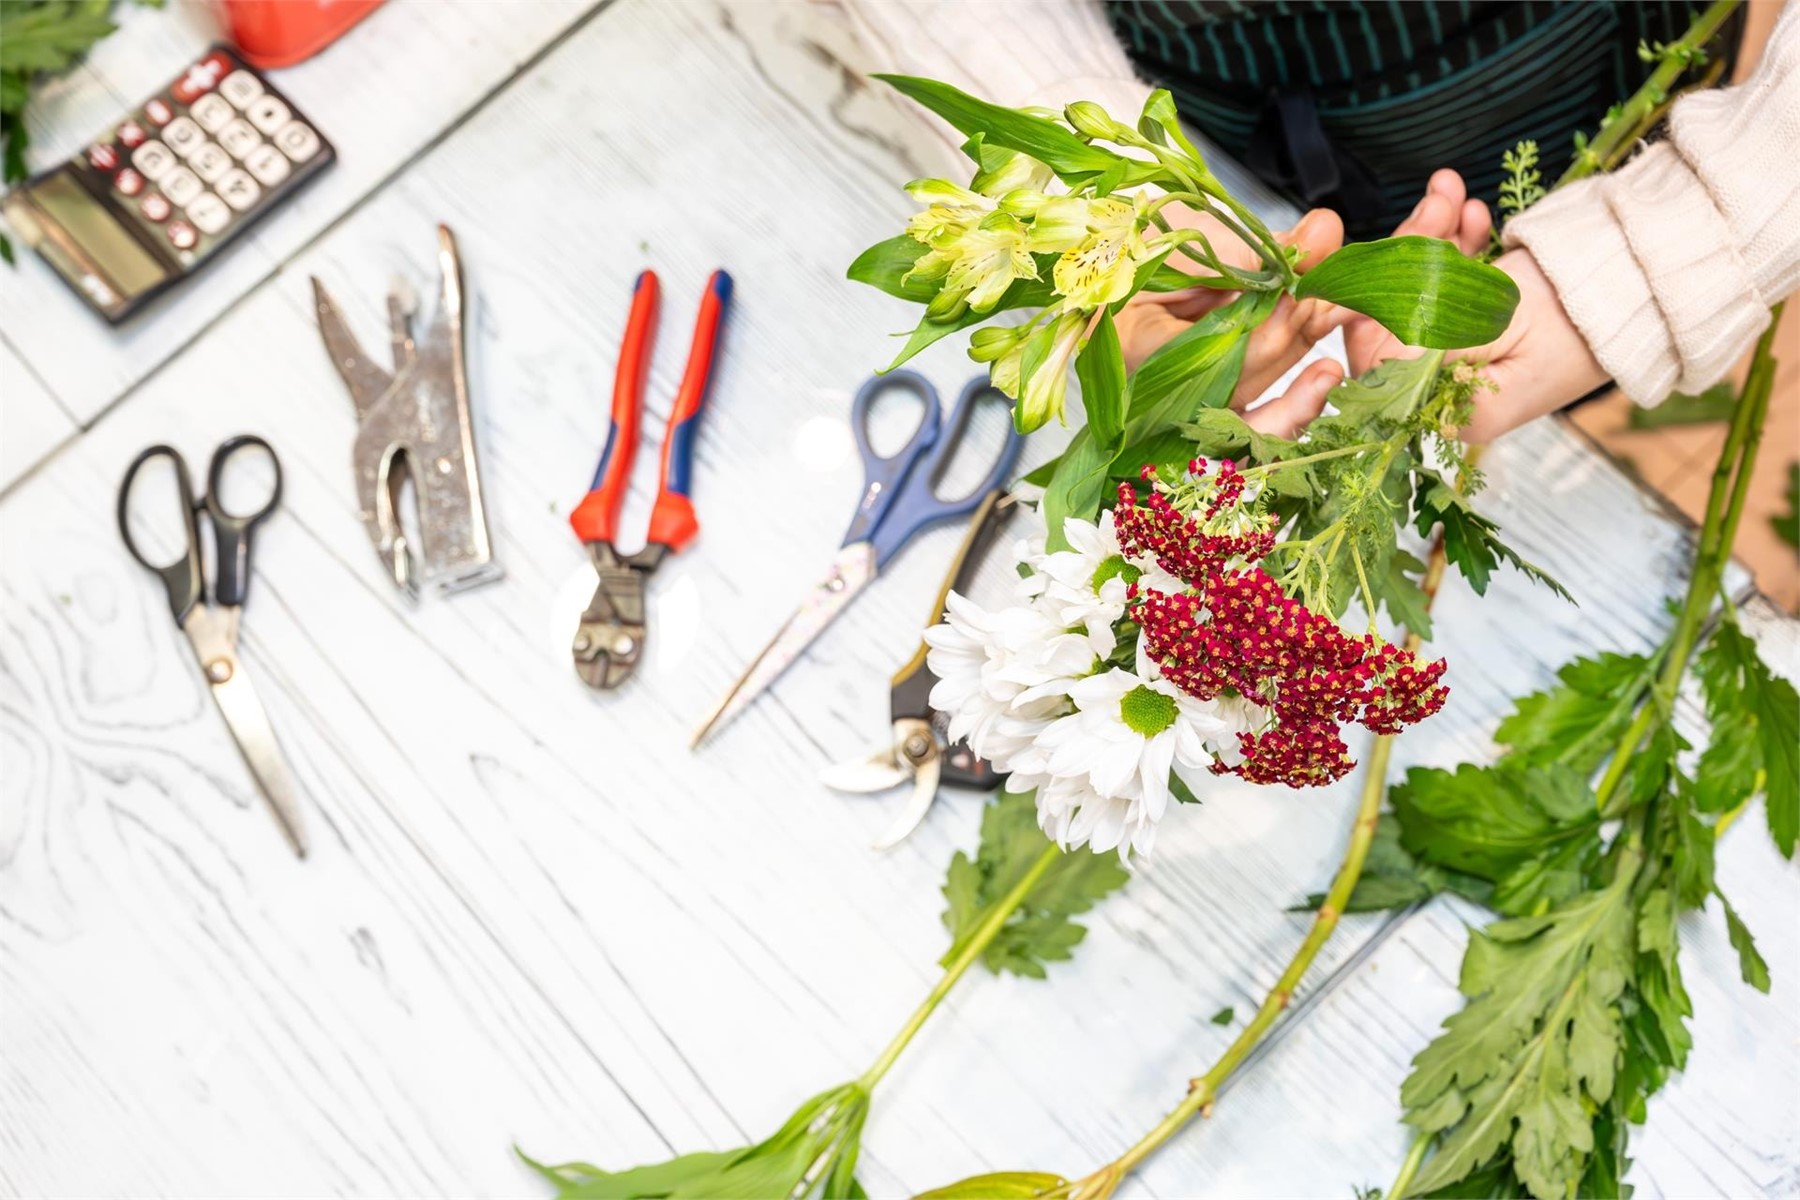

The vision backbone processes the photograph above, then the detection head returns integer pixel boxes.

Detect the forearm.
[1501,2,1799,406]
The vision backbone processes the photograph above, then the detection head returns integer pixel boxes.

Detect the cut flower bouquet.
[928,456,1448,860]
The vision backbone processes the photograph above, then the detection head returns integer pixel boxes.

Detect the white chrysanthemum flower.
[1022,509,1183,656]
[924,591,1093,771]
[1029,640,1236,860]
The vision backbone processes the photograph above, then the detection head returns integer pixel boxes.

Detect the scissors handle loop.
[119,444,206,625]
[864,376,1024,568]
[842,370,943,548]
[205,435,283,608]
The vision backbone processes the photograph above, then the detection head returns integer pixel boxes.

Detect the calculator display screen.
[33,169,168,298]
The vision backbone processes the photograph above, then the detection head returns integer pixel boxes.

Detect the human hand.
[1114,205,1351,438]
[1114,170,1506,441]
[1343,173,1607,443]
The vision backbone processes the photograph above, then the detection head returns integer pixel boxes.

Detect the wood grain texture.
[0,0,602,457]
[1,1,1795,1196]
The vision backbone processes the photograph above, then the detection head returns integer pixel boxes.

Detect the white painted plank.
[0,340,75,492]
[2,1,1794,1196]
[0,0,599,438]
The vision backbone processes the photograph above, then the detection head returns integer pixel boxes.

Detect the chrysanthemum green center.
[1120,684,1177,736]
[1092,553,1142,591]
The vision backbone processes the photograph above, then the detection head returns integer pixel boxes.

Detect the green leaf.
[1294,236,1521,350]
[941,789,1131,978]
[1209,1006,1235,1026]
[1694,620,1800,856]
[1076,308,1125,452]
[1326,352,1443,426]
[1124,289,1272,423]
[1378,549,1435,640]
[875,75,1132,183]
[521,1084,871,1199]
[1402,867,1639,1198]
[1494,651,1654,772]
[1716,890,1771,993]
[914,1172,1071,1199]
[1037,427,1110,553]
[1625,383,1737,429]
[0,2,117,75]
[847,235,938,303]
[1291,813,1494,914]
[1414,478,1571,602]
[1391,762,1602,916]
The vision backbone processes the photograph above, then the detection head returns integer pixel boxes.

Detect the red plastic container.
[217,0,384,68]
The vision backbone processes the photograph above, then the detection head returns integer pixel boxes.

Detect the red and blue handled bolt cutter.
[569,268,732,688]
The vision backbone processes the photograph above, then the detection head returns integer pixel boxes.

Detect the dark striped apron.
[1105,1,1745,240]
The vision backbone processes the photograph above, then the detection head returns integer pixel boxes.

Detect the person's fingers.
[1284,207,1344,275]
[1457,198,1494,257]
[1242,358,1345,439]
[1233,294,1355,406]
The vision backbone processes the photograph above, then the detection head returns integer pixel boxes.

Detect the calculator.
[1,46,334,324]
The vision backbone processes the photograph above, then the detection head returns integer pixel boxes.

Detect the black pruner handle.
[891,488,1018,790]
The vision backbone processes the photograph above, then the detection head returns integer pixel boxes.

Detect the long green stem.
[1558,0,1741,185]
[1107,728,1397,1178]
[1594,304,1782,813]
[857,843,1061,1091]
[1387,1130,1432,1199]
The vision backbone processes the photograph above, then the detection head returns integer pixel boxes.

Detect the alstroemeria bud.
[969,324,1025,363]
[1065,100,1123,141]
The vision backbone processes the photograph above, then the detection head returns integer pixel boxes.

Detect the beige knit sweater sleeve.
[840,0,1149,172]
[1504,1,1800,405]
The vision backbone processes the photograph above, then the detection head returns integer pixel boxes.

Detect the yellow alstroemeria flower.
[1052,195,1155,310]
[940,211,1039,312]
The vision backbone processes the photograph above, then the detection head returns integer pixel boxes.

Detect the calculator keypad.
[70,46,332,270]
[190,94,234,132]
[160,166,202,206]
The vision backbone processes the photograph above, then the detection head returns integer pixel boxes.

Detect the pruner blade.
[820,717,943,849]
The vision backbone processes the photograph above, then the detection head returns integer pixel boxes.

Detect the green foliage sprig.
[1377,308,1796,1198]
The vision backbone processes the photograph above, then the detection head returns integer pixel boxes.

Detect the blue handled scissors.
[692,371,1023,746]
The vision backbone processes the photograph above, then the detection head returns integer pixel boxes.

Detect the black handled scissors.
[118,435,307,858]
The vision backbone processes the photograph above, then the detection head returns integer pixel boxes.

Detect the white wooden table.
[2,2,1795,1196]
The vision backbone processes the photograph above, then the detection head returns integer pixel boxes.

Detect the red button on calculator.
[114,168,145,196]
[144,97,174,126]
[172,54,229,103]
[87,144,119,171]
[166,220,198,250]
[140,193,172,222]
[118,121,147,149]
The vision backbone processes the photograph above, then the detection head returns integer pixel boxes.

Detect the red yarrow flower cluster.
[1115,460,1448,788]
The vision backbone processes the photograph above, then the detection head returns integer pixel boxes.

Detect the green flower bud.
[1064,100,1121,141]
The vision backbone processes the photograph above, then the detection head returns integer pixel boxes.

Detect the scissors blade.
[872,750,941,850]
[819,745,911,794]
[182,608,309,858]
[691,542,878,747]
